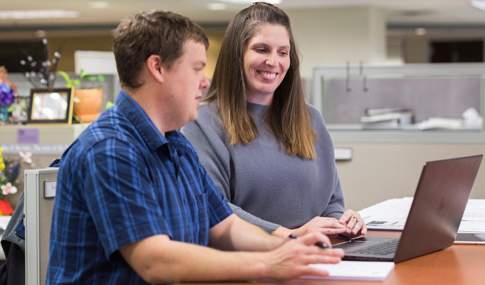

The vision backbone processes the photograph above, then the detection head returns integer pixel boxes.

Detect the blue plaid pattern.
[47,90,232,284]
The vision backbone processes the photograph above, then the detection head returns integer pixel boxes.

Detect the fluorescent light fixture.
[207,3,228,10]
[220,0,282,4]
[415,28,426,36]
[90,2,110,9]
[470,0,485,11]
[0,10,79,20]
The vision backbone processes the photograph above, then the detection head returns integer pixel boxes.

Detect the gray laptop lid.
[334,155,483,263]
[394,154,482,262]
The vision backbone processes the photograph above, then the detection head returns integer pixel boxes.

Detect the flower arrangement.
[0,148,34,215]
[0,82,15,107]
[0,66,18,122]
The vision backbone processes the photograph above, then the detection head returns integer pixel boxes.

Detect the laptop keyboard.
[347,239,399,256]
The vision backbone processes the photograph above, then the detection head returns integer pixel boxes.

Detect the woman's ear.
[146,55,164,84]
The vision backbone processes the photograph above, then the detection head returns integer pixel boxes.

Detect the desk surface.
[177,230,485,285]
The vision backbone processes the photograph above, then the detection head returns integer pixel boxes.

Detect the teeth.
[260,71,276,79]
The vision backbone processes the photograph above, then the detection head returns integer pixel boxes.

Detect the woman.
[183,2,366,238]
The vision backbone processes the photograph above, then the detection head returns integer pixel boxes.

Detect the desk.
[177,230,485,285]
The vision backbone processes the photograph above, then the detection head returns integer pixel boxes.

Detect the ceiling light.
[207,3,228,10]
[0,10,79,20]
[90,2,110,9]
[415,28,427,36]
[220,0,282,4]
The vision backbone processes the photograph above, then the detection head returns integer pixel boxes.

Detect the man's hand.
[262,232,344,280]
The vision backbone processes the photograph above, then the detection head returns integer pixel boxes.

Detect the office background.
[2,0,485,212]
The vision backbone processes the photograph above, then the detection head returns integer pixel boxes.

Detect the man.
[47,10,343,284]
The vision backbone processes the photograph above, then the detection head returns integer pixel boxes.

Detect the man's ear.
[146,55,164,84]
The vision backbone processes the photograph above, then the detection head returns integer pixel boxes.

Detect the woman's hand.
[291,216,349,238]
[338,209,367,237]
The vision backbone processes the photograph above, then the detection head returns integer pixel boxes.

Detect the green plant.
[58,69,106,89]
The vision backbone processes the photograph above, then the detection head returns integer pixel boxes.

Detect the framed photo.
[27,87,74,125]
[9,95,30,124]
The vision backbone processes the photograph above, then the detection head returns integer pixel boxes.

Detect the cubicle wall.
[334,143,485,212]
[311,63,485,212]
[24,168,58,285]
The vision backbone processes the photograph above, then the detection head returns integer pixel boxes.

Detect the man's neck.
[123,87,172,137]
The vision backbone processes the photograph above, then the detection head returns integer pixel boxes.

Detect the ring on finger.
[352,216,359,222]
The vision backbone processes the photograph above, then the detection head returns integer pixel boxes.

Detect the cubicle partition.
[311,63,485,211]
[24,168,58,285]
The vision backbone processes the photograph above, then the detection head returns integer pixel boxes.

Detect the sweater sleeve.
[182,107,281,233]
[308,105,346,219]
[321,171,345,219]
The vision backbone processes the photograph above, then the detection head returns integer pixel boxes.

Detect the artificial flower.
[0,83,15,107]
[1,182,17,195]
[19,151,33,164]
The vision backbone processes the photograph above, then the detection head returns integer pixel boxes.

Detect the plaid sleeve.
[82,138,170,259]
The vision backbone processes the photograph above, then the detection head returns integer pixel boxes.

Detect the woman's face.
[243,24,290,105]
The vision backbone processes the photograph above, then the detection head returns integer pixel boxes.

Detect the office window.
[430,40,483,63]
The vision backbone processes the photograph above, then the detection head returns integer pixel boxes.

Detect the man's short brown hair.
[113,10,209,89]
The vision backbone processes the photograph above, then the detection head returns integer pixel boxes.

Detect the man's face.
[162,39,210,129]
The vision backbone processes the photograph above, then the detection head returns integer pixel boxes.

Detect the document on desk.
[358,197,412,230]
[302,261,394,281]
[359,198,485,233]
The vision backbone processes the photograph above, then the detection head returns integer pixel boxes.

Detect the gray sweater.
[182,102,345,233]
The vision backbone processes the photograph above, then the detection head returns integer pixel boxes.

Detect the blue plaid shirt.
[47,90,232,284]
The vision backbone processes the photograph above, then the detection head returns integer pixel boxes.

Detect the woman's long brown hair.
[203,3,316,160]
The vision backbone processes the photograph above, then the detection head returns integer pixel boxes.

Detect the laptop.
[333,155,483,263]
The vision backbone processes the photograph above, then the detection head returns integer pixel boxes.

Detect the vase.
[73,89,103,123]
[0,198,13,215]
[0,105,8,122]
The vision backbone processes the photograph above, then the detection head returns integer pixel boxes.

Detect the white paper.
[302,261,394,281]
[359,198,485,233]
[0,216,11,230]
[359,197,412,230]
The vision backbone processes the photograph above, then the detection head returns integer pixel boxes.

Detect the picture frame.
[27,87,74,125]
[9,95,30,124]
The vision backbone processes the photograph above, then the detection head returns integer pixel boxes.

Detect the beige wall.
[48,35,114,72]
[335,143,485,212]
[288,6,387,78]
[405,36,428,63]
[45,30,225,78]
[204,29,225,79]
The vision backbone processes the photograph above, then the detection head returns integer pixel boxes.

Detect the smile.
[258,71,276,79]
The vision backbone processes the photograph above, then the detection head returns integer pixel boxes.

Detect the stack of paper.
[359,197,412,230]
[302,261,394,281]
[359,197,485,233]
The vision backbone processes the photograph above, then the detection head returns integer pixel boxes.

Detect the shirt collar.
[115,90,186,157]
[115,89,167,151]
